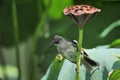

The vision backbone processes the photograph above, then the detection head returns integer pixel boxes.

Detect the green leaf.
[42,55,64,80]
[42,48,120,80]
[44,0,73,19]
[108,69,120,80]
[109,39,120,48]
[100,20,120,38]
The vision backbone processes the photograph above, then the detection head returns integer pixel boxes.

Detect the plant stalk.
[29,0,53,80]
[76,26,83,80]
[12,0,21,80]
[29,12,47,80]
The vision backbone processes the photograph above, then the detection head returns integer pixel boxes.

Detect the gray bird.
[50,35,100,72]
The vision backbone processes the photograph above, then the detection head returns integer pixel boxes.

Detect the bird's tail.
[81,49,100,73]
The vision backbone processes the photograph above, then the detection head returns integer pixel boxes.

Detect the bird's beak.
[50,42,54,47]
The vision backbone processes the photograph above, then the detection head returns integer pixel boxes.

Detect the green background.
[0,0,120,80]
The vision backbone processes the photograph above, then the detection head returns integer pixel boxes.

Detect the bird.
[50,35,100,72]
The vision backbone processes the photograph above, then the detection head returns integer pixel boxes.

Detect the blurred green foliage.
[0,0,120,80]
[109,39,120,48]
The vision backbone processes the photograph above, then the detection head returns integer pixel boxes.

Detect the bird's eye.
[55,41,59,44]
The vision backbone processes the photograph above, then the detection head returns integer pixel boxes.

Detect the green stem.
[76,27,83,80]
[28,10,47,80]
[12,0,21,80]
[29,0,52,80]
[29,12,47,80]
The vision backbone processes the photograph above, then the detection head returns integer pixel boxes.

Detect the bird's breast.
[57,43,77,62]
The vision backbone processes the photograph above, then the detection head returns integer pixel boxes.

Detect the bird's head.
[50,35,65,47]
